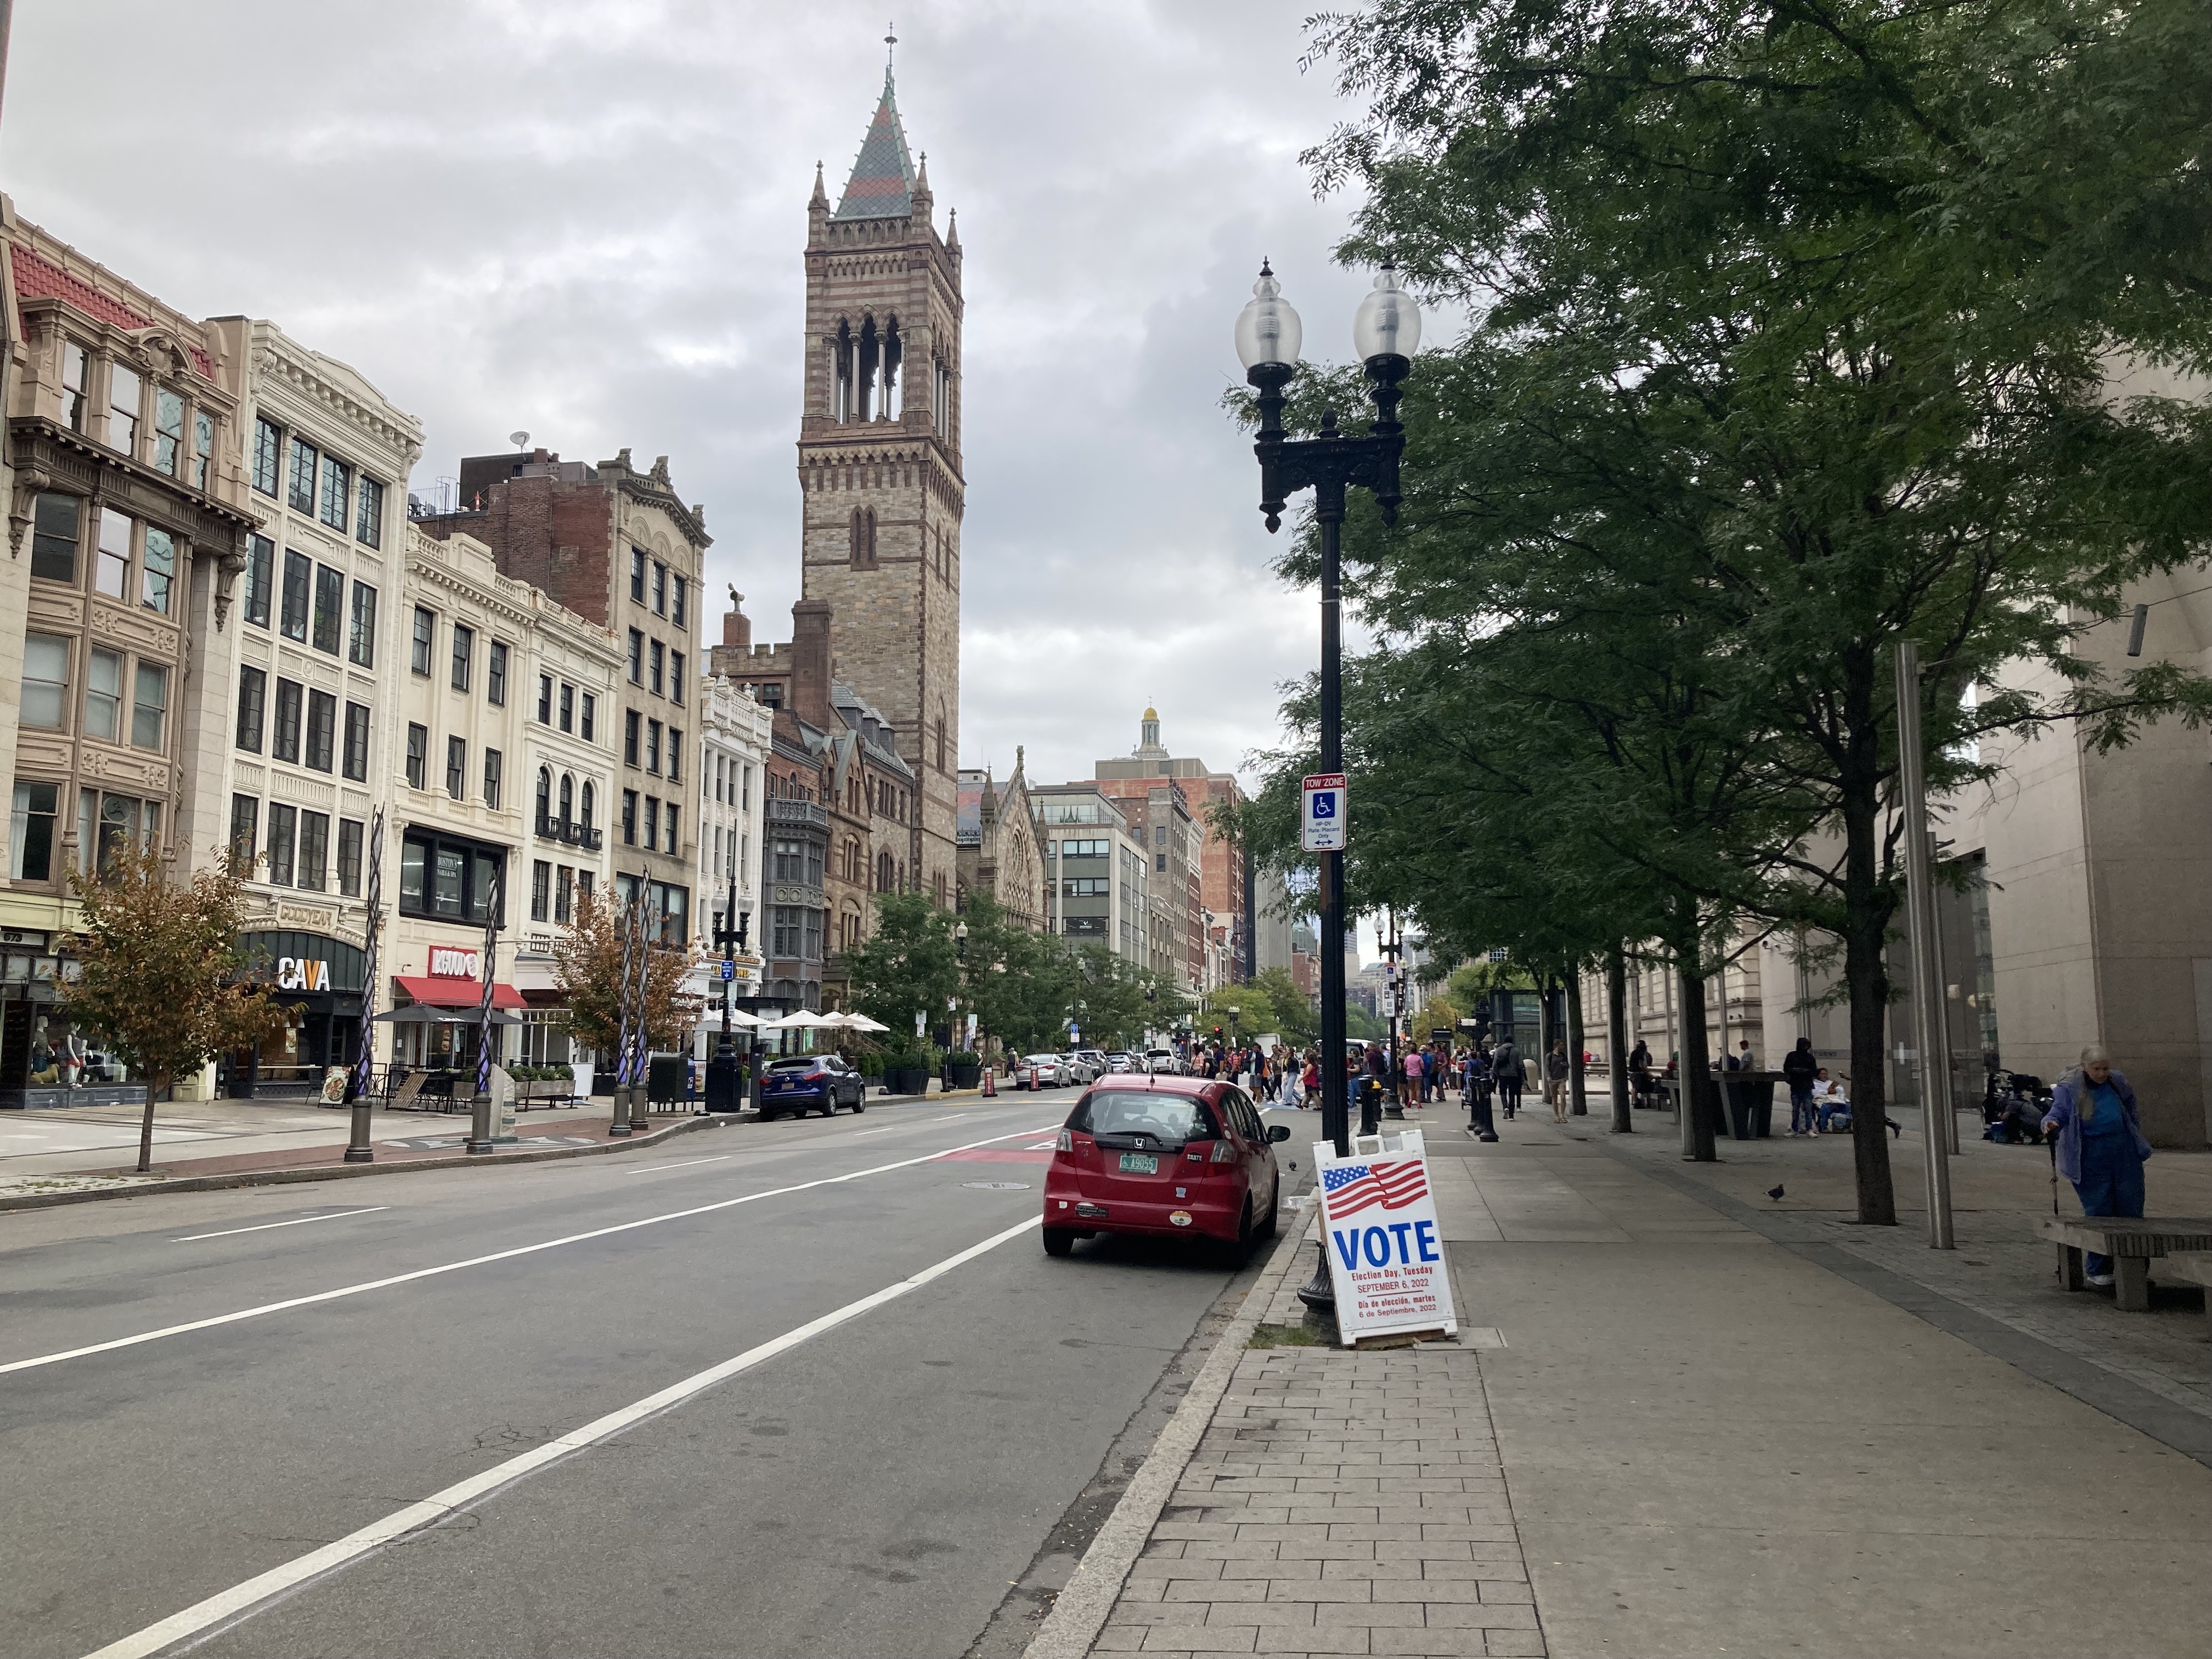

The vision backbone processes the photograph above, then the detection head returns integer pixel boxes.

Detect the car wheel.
[1259,1177,1279,1240]
[1226,1201,1256,1265]
[1042,1227,1076,1257]
[851,1093,866,1114]
[819,1096,837,1117]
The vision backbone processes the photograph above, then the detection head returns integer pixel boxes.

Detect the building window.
[96,508,131,600]
[319,455,349,531]
[537,674,554,723]
[235,665,266,753]
[451,623,473,691]
[630,547,646,602]
[85,648,123,743]
[628,629,643,684]
[349,582,377,668]
[651,882,689,947]
[288,438,318,514]
[266,803,297,887]
[554,864,574,924]
[664,803,679,851]
[312,565,343,653]
[772,906,799,957]
[1156,853,1167,872]
[622,789,637,845]
[272,679,303,763]
[306,690,336,772]
[405,723,427,789]
[245,535,273,628]
[667,730,682,786]
[532,859,552,922]
[193,410,215,490]
[228,794,258,875]
[483,748,503,809]
[670,652,685,704]
[580,694,596,742]
[140,527,176,615]
[411,607,435,675]
[488,640,508,707]
[535,767,552,826]
[648,639,664,695]
[30,493,79,583]
[342,701,369,781]
[652,561,667,615]
[85,791,159,876]
[446,736,466,799]
[397,830,505,923]
[646,719,661,775]
[108,363,141,455]
[62,342,89,431]
[773,838,805,882]
[155,387,185,476]
[337,817,364,897]
[356,477,383,547]
[298,811,330,891]
[132,664,168,751]
[642,796,659,851]
[251,416,281,496]
[625,710,641,767]
[10,781,58,881]
[580,781,595,832]
[672,574,687,629]
[280,550,312,642]
[558,682,573,732]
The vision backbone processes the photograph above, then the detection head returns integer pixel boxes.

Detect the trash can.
[647,1052,687,1106]
[703,1051,743,1112]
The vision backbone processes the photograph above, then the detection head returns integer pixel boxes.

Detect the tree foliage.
[551,890,704,1057]
[60,845,292,1173]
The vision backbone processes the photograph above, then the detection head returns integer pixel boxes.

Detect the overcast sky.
[4,0,1390,809]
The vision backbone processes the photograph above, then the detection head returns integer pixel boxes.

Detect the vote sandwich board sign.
[1314,1128,1457,1345]
[1301,774,1347,853]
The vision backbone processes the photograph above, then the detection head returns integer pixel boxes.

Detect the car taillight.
[1056,1128,1073,1152]
[1209,1139,1237,1164]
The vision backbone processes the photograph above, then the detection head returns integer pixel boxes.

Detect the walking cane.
[2048,1136,2059,1217]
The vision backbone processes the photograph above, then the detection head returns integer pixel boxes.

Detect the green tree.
[551,889,703,1058]
[847,890,961,1047]
[1286,0,2212,1217]
[60,845,292,1174]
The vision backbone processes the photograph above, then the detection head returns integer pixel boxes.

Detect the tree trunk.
[1839,677,1900,1225]
[136,1071,170,1175]
[1607,944,1632,1133]
[1566,970,1588,1116]
[1677,970,1719,1161]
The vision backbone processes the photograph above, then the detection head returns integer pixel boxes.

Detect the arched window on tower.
[876,849,895,893]
[849,506,877,569]
[935,710,947,774]
[933,353,952,435]
[881,318,902,420]
[832,320,854,423]
[857,317,879,421]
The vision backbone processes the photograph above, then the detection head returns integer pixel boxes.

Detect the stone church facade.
[792,66,965,911]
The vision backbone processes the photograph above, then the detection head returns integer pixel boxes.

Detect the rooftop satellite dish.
[509,430,530,450]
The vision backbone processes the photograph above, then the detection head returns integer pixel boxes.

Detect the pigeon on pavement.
[1767,1183,1785,1202]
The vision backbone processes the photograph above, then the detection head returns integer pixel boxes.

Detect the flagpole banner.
[1314,1128,1457,1345]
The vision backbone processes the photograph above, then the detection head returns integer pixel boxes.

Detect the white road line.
[173,1209,389,1243]
[622,1156,730,1176]
[847,1126,901,1137]
[0,1124,1057,1379]
[77,1213,1041,1659]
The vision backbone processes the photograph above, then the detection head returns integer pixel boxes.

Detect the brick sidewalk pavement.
[1095,1346,1544,1658]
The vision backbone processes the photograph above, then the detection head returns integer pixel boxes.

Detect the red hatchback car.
[1043,1076,1290,1259]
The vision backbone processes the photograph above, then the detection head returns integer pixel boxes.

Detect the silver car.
[1019,1053,1073,1089]
[1068,1051,1106,1084]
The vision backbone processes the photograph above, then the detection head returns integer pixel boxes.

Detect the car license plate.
[1119,1152,1158,1174]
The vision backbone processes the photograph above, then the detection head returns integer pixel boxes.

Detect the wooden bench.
[2158,1251,2212,1335]
[2033,1216,2212,1312]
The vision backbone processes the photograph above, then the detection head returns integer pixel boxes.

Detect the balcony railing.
[767,798,828,830]
[534,812,605,850]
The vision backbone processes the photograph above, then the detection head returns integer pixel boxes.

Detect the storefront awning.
[393,975,526,1011]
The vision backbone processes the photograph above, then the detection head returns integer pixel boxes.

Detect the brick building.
[956,753,1044,932]
[1093,707,1241,991]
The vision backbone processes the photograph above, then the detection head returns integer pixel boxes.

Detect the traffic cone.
[982,1065,996,1097]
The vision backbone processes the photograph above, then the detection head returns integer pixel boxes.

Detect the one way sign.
[1301,773,1347,852]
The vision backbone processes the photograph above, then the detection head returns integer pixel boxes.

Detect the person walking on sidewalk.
[2042,1043,2153,1289]
[1491,1037,1523,1120]
[1401,1045,1424,1111]
[1545,1039,1571,1123]
[1784,1037,1819,1135]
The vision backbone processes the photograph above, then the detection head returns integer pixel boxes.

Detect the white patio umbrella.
[836,1013,892,1034]
[759,1010,844,1030]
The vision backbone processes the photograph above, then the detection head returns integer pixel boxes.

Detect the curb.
[0,1111,730,1215]
[1022,1205,1321,1659]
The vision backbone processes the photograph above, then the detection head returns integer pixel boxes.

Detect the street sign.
[1301,773,1347,853]
[718,960,736,981]
[1314,1127,1457,1345]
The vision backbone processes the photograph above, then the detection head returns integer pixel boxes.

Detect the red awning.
[393,975,527,1011]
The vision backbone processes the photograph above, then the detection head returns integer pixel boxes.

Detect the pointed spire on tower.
[810,160,828,211]
[945,207,961,251]
[834,37,918,222]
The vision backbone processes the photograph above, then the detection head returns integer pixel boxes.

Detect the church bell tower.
[797,59,965,906]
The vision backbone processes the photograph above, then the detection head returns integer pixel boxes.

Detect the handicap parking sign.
[1301,773,1347,852]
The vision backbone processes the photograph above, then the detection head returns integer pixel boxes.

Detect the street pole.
[1894,640,1956,1249]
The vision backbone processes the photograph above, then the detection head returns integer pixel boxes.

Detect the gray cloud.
[4,0,1387,794]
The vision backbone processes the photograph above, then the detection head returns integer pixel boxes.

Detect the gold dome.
[1143,706,1159,721]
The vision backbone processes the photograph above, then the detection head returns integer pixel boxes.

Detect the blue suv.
[761,1055,865,1120]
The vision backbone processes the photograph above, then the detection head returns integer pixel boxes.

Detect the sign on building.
[1315,1128,1457,1345]
[1300,774,1347,853]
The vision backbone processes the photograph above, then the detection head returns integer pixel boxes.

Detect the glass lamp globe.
[1352,264,1421,363]
[1234,261,1304,371]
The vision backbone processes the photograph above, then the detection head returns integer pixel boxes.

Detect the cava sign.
[428,947,483,979]
[275,957,332,992]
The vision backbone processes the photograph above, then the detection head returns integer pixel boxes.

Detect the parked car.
[1016,1053,1073,1090]
[1143,1048,1182,1075]
[760,1054,865,1119]
[1072,1049,1109,1082]
[1043,1076,1289,1259]
[1103,1052,1138,1074]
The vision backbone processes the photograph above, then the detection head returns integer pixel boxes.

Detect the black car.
[761,1055,866,1119]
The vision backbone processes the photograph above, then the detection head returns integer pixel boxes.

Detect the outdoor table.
[2032,1215,2212,1312]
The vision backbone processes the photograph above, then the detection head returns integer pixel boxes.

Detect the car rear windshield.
[1069,1090,1220,1148]
[768,1058,821,1072]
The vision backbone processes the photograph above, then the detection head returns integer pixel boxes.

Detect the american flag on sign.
[1322,1160,1428,1217]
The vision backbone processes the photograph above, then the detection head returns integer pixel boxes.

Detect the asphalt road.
[0,1087,1317,1659]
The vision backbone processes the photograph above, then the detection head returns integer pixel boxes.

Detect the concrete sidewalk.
[1070,1108,2212,1657]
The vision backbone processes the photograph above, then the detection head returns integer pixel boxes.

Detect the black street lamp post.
[1236,261,1420,1164]
[707,891,752,1112]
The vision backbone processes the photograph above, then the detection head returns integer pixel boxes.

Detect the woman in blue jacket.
[2041,1045,2154,1287]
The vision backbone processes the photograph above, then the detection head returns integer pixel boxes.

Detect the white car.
[1143,1048,1182,1076]
[1016,1053,1073,1089]
[1067,1051,1105,1085]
